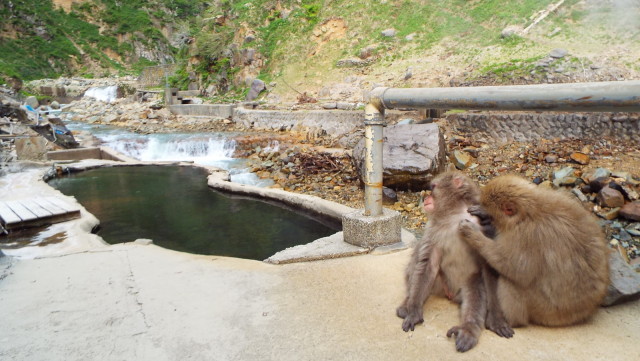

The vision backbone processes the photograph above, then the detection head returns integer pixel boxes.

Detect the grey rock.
[336,102,355,110]
[612,171,639,185]
[381,28,396,37]
[582,168,611,183]
[545,154,558,163]
[242,48,256,64]
[554,176,578,187]
[602,251,640,306]
[382,186,398,205]
[397,118,415,125]
[621,184,639,201]
[336,58,371,68]
[245,79,266,101]
[553,166,575,180]
[352,123,446,190]
[404,67,412,80]
[50,101,60,109]
[571,187,589,203]
[24,96,39,109]
[358,45,377,59]
[321,102,337,109]
[549,48,568,58]
[501,25,521,38]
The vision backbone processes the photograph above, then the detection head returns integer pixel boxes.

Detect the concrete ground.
[1,165,640,361]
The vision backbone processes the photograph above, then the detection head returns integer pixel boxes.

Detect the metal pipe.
[374,80,640,112]
[363,100,385,217]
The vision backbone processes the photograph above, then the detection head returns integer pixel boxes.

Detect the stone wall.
[138,64,177,88]
[169,104,236,118]
[447,112,640,142]
[232,108,364,146]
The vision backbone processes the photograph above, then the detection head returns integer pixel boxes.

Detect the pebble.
[569,152,590,165]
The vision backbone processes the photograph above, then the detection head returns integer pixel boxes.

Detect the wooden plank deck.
[0,197,81,231]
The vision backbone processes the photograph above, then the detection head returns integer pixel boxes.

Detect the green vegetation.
[2,0,634,103]
[0,0,207,82]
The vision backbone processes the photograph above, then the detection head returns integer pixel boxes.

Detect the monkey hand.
[401,310,424,332]
[446,323,480,352]
[468,205,496,238]
[467,205,490,220]
[458,219,484,249]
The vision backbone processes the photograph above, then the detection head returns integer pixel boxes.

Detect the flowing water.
[47,166,338,260]
[65,122,274,187]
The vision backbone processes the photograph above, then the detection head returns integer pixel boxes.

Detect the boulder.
[620,201,640,221]
[352,123,446,191]
[549,48,568,58]
[246,79,266,101]
[381,28,396,37]
[602,250,640,306]
[596,186,625,208]
[24,96,39,109]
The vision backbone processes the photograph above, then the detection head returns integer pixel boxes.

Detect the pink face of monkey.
[423,194,435,213]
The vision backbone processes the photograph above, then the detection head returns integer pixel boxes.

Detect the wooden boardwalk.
[0,197,81,232]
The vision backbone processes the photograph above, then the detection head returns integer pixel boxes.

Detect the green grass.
[0,0,208,81]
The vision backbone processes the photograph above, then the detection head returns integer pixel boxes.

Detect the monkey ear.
[502,202,517,216]
[452,175,464,189]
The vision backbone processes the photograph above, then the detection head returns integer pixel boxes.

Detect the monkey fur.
[397,171,513,352]
[459,174,610,327]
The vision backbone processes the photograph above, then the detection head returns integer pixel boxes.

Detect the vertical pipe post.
[363,101,385,217]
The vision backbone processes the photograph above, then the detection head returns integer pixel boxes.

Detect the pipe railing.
[363,80,640,216]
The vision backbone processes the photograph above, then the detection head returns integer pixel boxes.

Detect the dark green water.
[47,166,338,260]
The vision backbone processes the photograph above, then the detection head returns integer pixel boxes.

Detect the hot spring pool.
[47,165,339,260]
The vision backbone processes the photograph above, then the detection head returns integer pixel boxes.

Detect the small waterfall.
[84,86,118,103]
[65,122,272,187]
[102,134,236,164]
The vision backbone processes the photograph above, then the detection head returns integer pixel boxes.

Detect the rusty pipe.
[373,80,640,112]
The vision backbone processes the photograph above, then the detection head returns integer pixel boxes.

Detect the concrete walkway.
[1,165,640,361]
[2,244,639,361]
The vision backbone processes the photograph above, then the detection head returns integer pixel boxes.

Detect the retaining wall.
[447,112,640,142]
[47,147,137,162]
[169,104,236,118]
[232,108,363,138]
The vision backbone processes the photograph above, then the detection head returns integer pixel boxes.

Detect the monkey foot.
[401,312,424,332]
[488,323,515,338]
[446,325,479,352]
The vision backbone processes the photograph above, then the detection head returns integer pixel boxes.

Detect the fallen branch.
[521,0,565,35]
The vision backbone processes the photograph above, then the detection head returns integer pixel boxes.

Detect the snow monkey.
[458,174,610,327]
[396,171,513,353]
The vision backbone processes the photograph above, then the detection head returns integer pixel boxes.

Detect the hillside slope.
[0,0,205,83]
[3,0,639,102]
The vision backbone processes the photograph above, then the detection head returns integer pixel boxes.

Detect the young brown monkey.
[396,171,513,352]
[458,175,610,327]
